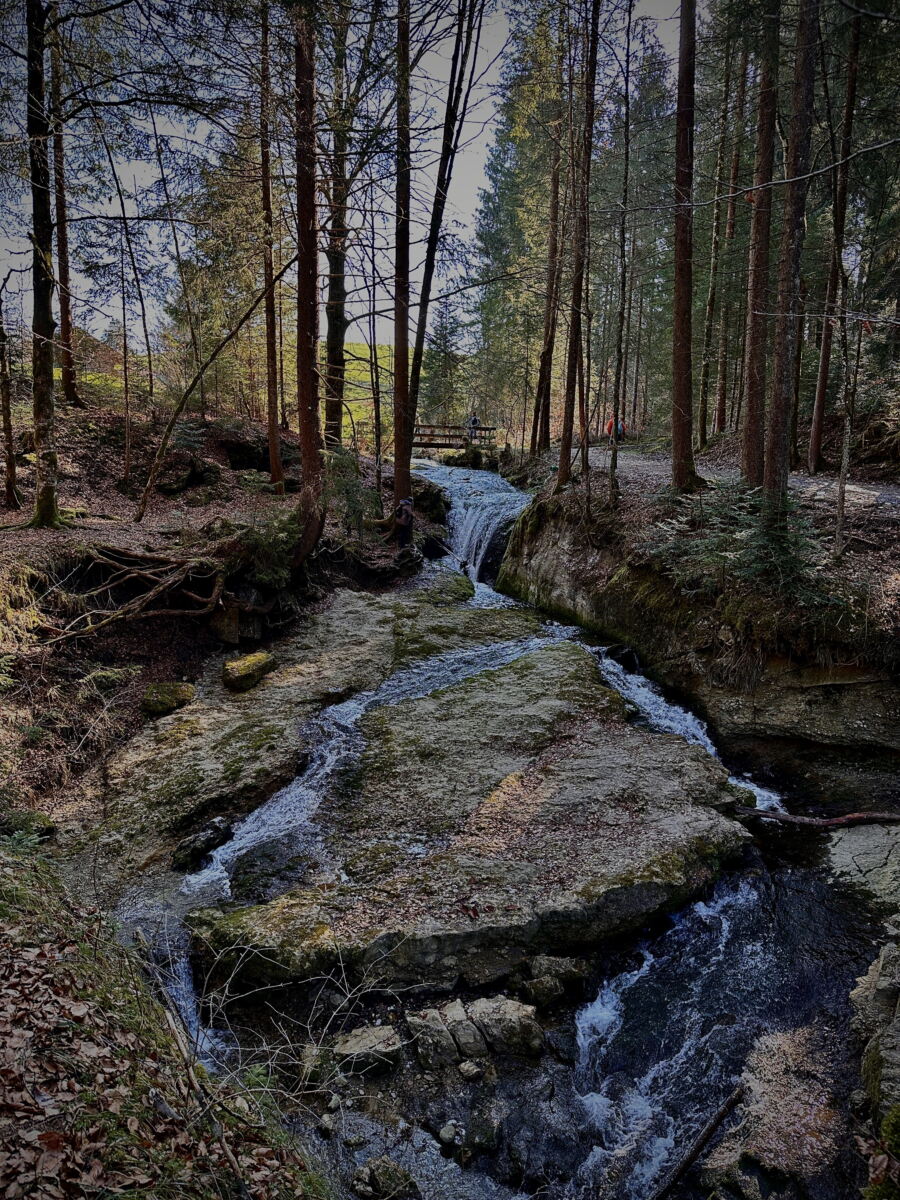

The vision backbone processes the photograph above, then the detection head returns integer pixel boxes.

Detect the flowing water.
[128,459,878,1197]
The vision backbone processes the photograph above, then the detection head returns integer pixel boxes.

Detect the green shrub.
[644,482,831,604]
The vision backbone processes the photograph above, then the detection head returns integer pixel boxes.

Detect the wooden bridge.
[412,424,497,450]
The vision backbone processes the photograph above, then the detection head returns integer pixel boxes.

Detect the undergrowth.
[644,482,835,607]
[0,842,329,1199]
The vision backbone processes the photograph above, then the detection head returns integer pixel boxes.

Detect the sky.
[0,0,690,347]
[444,0,684,236]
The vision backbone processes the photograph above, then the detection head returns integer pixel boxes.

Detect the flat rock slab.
[191,642,747,992]
[81,584,541,885]
[828,825,900,917]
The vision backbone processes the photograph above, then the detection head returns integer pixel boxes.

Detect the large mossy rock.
[85,588,542,889]
[222,651,276,692]
[141,682,196,717]
[853,942,900,1120]
[189,641,747,993]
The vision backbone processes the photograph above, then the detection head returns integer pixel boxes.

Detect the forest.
[1,1,900,1199]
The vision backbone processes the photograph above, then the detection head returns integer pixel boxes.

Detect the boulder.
[852,942,900,1119]
[352,1155,420,1198]
[441,999,487,1060]
[702,1027,845,1199]
[141,682,195,717]
[222,651,276,692]
[190,642,746,994]
[467,996,543,1057]
[332,1025,404,1076]
[171,816,233,871]
[522,954,590,1008]
[406,1009,459,1069]
[829,825,900,917]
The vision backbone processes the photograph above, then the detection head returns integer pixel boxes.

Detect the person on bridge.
[394,496,414,550]
[467,412,481,439]
[605,417,626,445]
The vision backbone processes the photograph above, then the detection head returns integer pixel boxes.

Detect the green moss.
[222,650,276,692]
[881,1106,900,1156]
[141,681,196,716]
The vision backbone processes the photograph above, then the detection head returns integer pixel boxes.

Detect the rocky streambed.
[101,463,897,1200]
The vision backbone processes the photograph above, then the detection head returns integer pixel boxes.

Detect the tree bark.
[27,0,62,527]
[392,0,412,509]
[49,6,83,410]
[741,1,780,485]
[713,42,748,435]
[260,1,284,493]
[295,0,322,537]
[0,283,21,509]
[530,62,563,458]
[698,41,733,449]
[557,0,601,492]
[764,0,820,504]
[671,0,701,492]
[609,0,633,502]
[807,14,861,475]
[323,11,350,448]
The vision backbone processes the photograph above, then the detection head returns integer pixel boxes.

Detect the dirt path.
[586,445,900,515]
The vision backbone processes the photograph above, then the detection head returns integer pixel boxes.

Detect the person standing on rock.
[395,496,414,550]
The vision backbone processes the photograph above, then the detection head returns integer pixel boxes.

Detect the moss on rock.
[141,681,196,716]
[222,650,276,691]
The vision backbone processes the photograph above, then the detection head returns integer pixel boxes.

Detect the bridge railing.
[413,424,497,447]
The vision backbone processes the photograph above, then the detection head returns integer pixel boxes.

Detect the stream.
[132,461,880,1200]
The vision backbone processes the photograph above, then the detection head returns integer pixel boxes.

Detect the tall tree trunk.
[557,0,602,492]
[407,0,485,428]
[294,1,323,556]
[392,0,412,509]
[698,41,733,449]
[323,11,350,448]
[49,7,83,410]
[609,0,633,502]
[26,0,61,527]
[260,2,284,493]
[764,0,819,503]
[713,42,748,435]
[671,0,701,492]
[120,239,131,481]
[740,0,780,484]
[0,283,21,509]
[631,282,644,428]
[807,13,861,475]
[530,69,562,458]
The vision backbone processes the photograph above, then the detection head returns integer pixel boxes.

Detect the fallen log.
[648,1084,744,1200]
[735,806,900,828]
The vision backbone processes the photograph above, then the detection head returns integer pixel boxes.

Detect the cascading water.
[594,650,786,813]
[125,460,877,1193]
[412,460,532,598]
[180,630,574,907]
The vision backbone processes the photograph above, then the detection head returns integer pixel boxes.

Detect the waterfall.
[412,461,531,584]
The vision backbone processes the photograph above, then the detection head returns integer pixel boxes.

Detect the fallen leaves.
[0,849,316,1199]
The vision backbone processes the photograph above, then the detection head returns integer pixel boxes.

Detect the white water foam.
[412,460,531,598]
[594,650,786,813]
